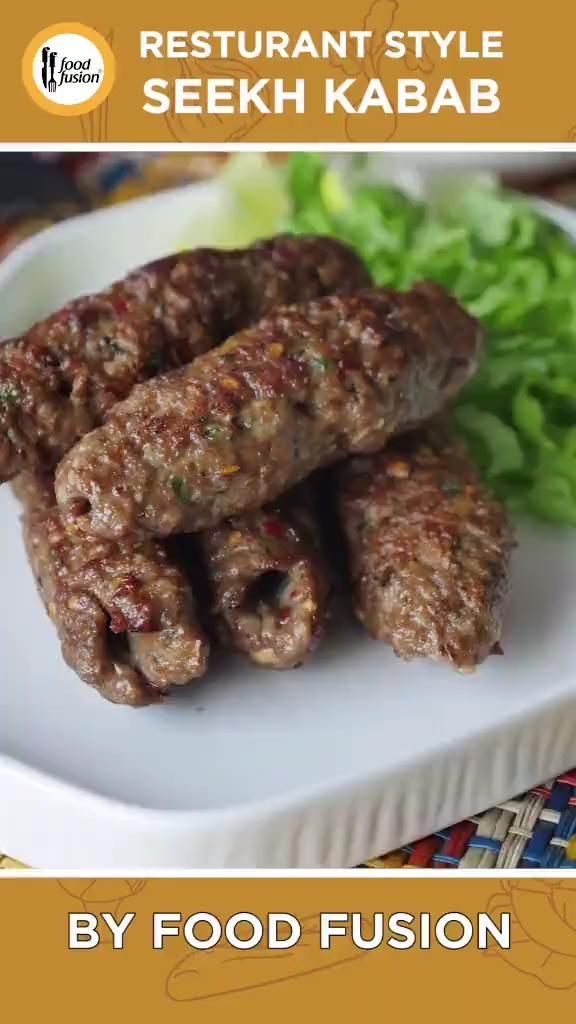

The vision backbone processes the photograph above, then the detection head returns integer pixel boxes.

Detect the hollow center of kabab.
[243,570,288,616]
[69,497,91,518]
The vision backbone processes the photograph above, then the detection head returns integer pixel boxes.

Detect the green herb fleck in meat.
[203,423,225,441]
[171,477,191,505]
[0,383,19,406]
[147,351,163,371]
[441,478,462,496]
[309,355,333,375]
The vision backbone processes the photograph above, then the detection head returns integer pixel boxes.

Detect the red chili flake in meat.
[109,609,128,634]
[5,353,27,372]
[112,297,130,315]
[263,518,286,539]
[130,613,155,633]
[112,577,155,632]
[53,308,74,326]
[337,351,361,374]
[277,608,291,624]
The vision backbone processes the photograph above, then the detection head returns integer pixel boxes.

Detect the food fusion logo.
[22,23,115,116]
[39,46,102,94]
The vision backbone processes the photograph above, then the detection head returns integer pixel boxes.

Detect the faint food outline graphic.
[329,0,435,142]
[79,29,113,142]
[486,879,576,989]
[165,913,372,1003]
[58,878,147,943]
[164,57,273,143]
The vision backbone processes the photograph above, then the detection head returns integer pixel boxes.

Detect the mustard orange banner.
[1,876,576,1021]
[0,0,574,143]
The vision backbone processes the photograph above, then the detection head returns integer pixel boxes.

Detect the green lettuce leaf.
[283,155,576,527]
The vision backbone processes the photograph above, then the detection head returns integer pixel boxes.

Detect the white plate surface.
[0,182,575,869]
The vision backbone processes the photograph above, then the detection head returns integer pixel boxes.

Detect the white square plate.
[1,182,575,868]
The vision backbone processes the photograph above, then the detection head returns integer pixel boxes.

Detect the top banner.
[3,0,576,144]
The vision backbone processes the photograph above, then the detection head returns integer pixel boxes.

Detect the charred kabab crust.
[200,490,329,669]
[337,431,515,672]
[14,474,209,706]
[56,283,483,540]
[0,235,369,483]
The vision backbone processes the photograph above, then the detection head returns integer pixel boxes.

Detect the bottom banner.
[0,877,575,1018]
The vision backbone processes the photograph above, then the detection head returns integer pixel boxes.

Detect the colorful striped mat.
[364,771,576,869]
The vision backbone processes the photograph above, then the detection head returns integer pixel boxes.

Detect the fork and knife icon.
[41,46,58,93]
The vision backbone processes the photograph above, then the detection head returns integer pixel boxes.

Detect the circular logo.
[22,22,115,116]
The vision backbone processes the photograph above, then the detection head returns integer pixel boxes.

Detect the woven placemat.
[364,771,576,869]
[3,770,576,870]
